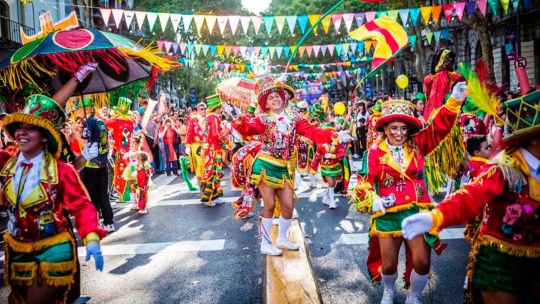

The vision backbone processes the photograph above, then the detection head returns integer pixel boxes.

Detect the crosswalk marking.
[338,227,466,245]
[77,239,226,257]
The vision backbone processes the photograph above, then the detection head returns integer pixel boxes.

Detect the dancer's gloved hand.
[381,193,396,208]
[185,146,191,155]
[338,130,355,144]
[85,241,104,271]
[371,197,385,213]
[401,212,433,240]
[223,102,239,120]
[81,142,99,161]
[451,82,468,102]
[74,62,98,83]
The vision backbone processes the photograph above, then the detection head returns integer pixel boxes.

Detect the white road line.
[77,239,226,257]
[339,228,466,245]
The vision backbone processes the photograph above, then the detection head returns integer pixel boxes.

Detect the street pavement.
[0,162,471,303]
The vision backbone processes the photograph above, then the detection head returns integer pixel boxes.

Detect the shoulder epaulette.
[489,151,527,192]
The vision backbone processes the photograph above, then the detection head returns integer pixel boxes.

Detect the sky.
[241,0,272,15]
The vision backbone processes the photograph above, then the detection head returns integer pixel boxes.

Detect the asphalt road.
[0,164,471,304]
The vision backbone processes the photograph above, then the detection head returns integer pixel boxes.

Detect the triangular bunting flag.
[187,44,195,55]
[210,45,217,57]
[321,45,328,56]
[268,47,275,58]
[180,43,187,54]
[182,14,193,31]
[342,13,354,32]
[409,35,417,49]
[251,16,263,34]
[289,46,296,57]
[286,16,297,35]
[488,0,499,15]
[355,13,365,28]
[298,15,309,34]
[194,15,205,34]
[331,14,342,33]
[263,16,274,35]
[283,46,290,58]
[111,9,124,29]
[387,10,399,22]
[170,14,182,32]
[420,6,432,25]
[442,4,454,23]
[376,11,388,18]
[232,46,239,57]
[229,16,240,34]
[195,44,202,56]
[501,0,510,13]
[239,46,247,56]
[158,13,170,32]
[321,16,332,34]
[298,46,305,57]
[172,43,178,54]
[306,46,313,58]
[276,46,283,58]
[217,45,225,56]
[308,14,322,33]
[454,2,466,21]
[365,11,376,22]
[433,31,441,43]
[247,47,253,56]
[164,41,172,53]
[240,16,251,35]
[275,16,286,34]
[426,31,434,44]
[156,40,164,52]
[466,1,477,18]
[206,15,217,33]
[398,9,409,26]
[313,45,321,57]
[100,8,112,27]
[478,0,488,16]
[512,0,519,11]
[409,8,420,25]
[328,44,335,56]
[335,44,343,56]
[146,12,158,31]
[442,29,449,40]
[261,46,268,56]
[135,11,147,30]
[217,16,228,35]
[202,44,209,56]
[357,42,364,55]
[124,11,135,28]
[349,42,357,54]
[431,6,442,24]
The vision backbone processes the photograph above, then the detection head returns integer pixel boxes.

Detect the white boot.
[328,186,337,209]
[294,172,301,190]
[275,216,300,250]
[322,189,331,206]
[309,174,317,188]
[260,217,282,256]
[380,272,397,304]
[405,270,429,304]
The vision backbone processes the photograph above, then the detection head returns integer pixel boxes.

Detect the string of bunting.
[206,58,372,72]
[100,0,530,36]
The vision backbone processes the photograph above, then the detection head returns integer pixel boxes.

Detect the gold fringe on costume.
[0,57,56,92]
[477,235,540,258]
[424,122,466,194]
[251,169,295,190]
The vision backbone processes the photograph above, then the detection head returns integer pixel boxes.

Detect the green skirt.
[472,244,540,294]
[251,154,293,189]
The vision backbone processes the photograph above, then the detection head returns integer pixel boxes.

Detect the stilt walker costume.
[106,97,135,202]
[185,103,207,181]
[200,95,225,205]
[351,84,466,303]
[403,89,540,303]
[226,78,338,256]
[0,95,106,303]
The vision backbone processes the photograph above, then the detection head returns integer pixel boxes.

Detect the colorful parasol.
[216,78,258,108]
[0,11,179,96]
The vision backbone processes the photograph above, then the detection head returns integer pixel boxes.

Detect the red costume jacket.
[433,150,540,258]
[0,151,106,242]
[354,100,461,214]
[185,114,207,145]
[310,142,347,174]
[205,113,223,150]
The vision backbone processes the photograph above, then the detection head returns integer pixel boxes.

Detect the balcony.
[0,15,35,61]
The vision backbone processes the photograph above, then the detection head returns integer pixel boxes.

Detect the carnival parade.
[0,0,539,303]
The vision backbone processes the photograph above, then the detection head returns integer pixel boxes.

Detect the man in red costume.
[185,102,207,186]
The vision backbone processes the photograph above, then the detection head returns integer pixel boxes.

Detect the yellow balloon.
[334,102,346,115]
[395,74,409,89]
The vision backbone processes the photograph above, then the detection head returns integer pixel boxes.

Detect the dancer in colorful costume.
[403,89,540,304]
[333,102,353,196]
[200,95,225,206]
[311,123,347,209]
[106,97,135,203]
[224,78,338,256]
[185,102,207,185]
[0,95,105,303]
[351,83,467,304]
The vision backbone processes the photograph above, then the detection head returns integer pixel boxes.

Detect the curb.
[264,219,322,304]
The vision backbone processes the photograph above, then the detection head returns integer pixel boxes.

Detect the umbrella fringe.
[45,49,127,74]
[118,46,180,72]
[0,57,56,92]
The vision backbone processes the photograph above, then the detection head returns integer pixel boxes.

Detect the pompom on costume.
[426,90,540,301]
[0,94,106,303]
[351,98,462,284]
[105,97,135,202]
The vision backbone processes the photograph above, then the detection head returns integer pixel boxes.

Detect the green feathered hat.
[2,94,66,158]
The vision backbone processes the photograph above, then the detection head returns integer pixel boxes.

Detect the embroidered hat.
[375,99,422,133]
[256,77,286,112]
[3,94,66,158]
[502,89,540,147]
